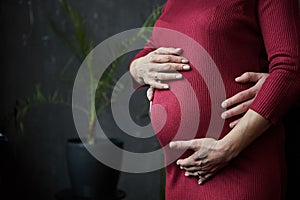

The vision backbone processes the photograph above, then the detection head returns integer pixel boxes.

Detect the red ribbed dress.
[132,0,300,199]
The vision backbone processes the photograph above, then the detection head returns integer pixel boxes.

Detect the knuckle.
[191,140,198,149]
[202,159,209,165]
[241,103,248,110]
[164,63,172,70]
[239,91,247,99]
[248,88,256,96]
[149,56,155,62]
[196,161,202,166]
[165,55,172,62]
[156,57,163,62]
[244,72,250,78]
[159,73,166,79]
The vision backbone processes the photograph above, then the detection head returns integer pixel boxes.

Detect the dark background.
[0,0,299,200]
[0,0,165,200]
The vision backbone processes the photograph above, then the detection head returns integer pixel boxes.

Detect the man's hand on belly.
[220,72,269,128]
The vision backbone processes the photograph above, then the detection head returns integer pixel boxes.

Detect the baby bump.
[150,69,226,147]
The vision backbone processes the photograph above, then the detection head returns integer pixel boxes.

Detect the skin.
[130,47,191,90]
[221,72,269,128]
[130,47,270,185]
[170,109,271,184]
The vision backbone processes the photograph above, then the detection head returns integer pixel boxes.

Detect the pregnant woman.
[130,0,300,199]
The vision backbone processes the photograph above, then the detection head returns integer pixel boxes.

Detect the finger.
[177,150,206,167]
[235,72,264,83]
[221,88,255,108]
[169,139,198,150]
[221,99,253,119]
[229,119,240,128]
[182,165,202,172]
[184,170,206,177]
[147,87,154,101]
[146,80,169,89]
[149,54,189,64]
[154,72,183,81]
[154,63,190,72]
[154,47,183,55]
[149,101,152,114]
[176,156,196,167]
[198,173,213,185]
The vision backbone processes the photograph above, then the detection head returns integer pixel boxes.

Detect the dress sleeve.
[249,0,300,124]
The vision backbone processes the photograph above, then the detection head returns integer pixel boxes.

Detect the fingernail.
[235,77,241,81]
[221,112,227,119]
[185,172,189,176]
[176,74,182,79]
[198,180,202,185]
[180,166,183,169]
[163,85,169,89]
[221,101,227,108]
[182,59,189,63]
[229,123,234,128]
[183,65,190,70]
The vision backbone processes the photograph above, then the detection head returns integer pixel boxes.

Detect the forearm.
[218,109,271,158]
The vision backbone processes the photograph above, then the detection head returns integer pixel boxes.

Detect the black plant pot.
[66,138,123,199]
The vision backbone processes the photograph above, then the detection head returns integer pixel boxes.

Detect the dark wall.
[0,0,165,200]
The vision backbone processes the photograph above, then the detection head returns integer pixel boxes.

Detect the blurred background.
[0,0,299,200]
[0,0,165,199]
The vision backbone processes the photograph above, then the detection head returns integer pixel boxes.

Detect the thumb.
[235,72,261,83]
[169,140,196,150]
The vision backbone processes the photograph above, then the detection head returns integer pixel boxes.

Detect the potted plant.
[15,0,165,199]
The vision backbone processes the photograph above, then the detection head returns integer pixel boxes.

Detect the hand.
[130,47,191,97]
[169,138,234,185]
[221,72,269,128]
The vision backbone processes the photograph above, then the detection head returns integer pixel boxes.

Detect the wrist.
[216,138,241,161]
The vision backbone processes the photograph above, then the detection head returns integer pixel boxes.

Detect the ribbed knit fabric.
[132,0,300,199]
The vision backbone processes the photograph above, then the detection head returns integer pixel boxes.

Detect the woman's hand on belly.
[130,47,191,94]
[221,72,269,128]
[169,138,234,185]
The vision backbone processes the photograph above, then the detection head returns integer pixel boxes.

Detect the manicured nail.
[198,180,203,185]
[185,172,189,176]
[221,112,227,119]
[183,65,190,70]
[163,85,169,89]
[235,77,241,81]
[221,101,227,108]
[182,59,189,63]
[180,166,183,169]
[176,74,183,79]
